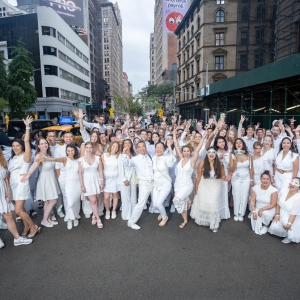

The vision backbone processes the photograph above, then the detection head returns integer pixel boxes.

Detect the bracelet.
[297,132,300,135]
[100,179,104,181]
[275,213,280,216]
[287,222,293,226]
[253,211,257,213]
[26,127,30,130]
[250,179,253,182]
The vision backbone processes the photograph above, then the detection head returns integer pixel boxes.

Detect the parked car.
[7,119,53,140]
[42,124,83,146]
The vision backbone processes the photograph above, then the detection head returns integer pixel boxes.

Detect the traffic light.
[175,93,179,100]
[109,108,114,117]
[158,109,164,117]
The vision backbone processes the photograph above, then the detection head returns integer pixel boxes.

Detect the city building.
[175,0,238,119]
[0,5,91,119]
[101,1,123,109]
[123,72,129,98]
[0,0,26,17]
[151,0,191,86]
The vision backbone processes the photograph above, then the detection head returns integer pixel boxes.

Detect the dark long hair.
[166,134,175,150]
[213,136,228,151]
[278,137,296,157]
[66,144,79,159]
[36,138,52,157]
[150,132,160,145]
[203,148,222,179]
[231,138,249,155]
[122,139,135,157]
[10,138,25,160]
[155,141,166,150]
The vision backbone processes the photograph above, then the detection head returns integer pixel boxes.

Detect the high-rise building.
[151,0,190,85]
[100,1,123,109]
[123,72,129,98]
[0,5,91,119]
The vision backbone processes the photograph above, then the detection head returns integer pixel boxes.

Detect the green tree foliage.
[146,84,173,98]
[0,51,9,101]
[114,94,143,116]
[7,40,37,118]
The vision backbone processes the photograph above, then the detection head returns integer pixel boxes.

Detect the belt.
[276,168,293,174]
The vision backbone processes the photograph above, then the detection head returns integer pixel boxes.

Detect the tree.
[146,84,174,98]
[114,94,143,116]
[7,40,37,119]
[0,51,8,101]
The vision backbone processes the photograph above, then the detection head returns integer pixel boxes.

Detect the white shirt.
[242,136,257,154]
[273,134,287,152]
[55,144,67,178]
[83,120,107,133]
[130,154,153,182]
[275,150,298,170]
[50,144,59,157]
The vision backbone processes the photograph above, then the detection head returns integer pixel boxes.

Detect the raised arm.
[20,155,41,182]
[78,109,86,132]
[39,156,67,166]
[237,115,245,138]
[194,160,204,195]
[173,127,183,161]
[190,132,206,167]
[23,116,33,163]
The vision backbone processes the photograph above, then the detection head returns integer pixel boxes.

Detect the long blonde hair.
[0,148,7,169]
[106,141,120,158]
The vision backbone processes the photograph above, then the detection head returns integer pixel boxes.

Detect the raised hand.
[240,115,246,124]
[126,113,130,121]
[289,117,296,124]
[23,115,33,127]
[162,116,167,122]
[295,125,300,132]
[72,109,79,117]
[167,139,172,148]
[78,108,86,119]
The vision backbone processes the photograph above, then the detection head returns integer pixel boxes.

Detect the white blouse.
[153,155,175,188]
[262,148,276,175]
[275,151,298,171]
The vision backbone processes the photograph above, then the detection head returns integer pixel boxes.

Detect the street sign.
[59,116,73,125]
[86,105,101,109]
[206,85,210,96]
[148,99,154,103]
[77,103,86,107]
[103,100,106,108]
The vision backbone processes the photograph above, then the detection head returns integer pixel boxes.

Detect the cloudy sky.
[8,0,155,94]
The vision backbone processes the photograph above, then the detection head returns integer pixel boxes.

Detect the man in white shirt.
[242,125,257,154]
[272,125,287,152]
[140,129,150,148]
[47,130,59,157]
[127,141,154,230]
[196,121,206,136]
[83,115,107,133]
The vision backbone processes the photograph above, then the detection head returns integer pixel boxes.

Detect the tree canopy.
[0,51,8,102]
[114,94,143,116]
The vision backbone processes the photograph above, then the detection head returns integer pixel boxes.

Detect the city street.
[1,208,299,300]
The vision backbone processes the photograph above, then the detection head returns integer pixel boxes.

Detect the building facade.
[0,6,91,119]
[149,32,156,85]
[101,1,123,109]
[175,0,238,120]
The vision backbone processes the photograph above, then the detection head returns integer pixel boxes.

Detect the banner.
[41,0,84,28]
[102,101,106,109]
[163,0,189,32]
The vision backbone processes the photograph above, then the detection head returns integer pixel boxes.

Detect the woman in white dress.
[78,142,105,229]
[172,127,205,228]
[261,135,276,182]
[0,148,33,247]
[191,148,229,232]
[230,138,254,221]
[147,132,160,158]
[250,170,278,235]
[206,128,231,219]
[274,137,299,191]
[152,141,175,226]
[118,139,136,221]
[101,141,120,220]
[269,177,300,243]
[37,145,81,230]
[21,138,60,228]
[252,142,269,186]
[100,133,109,153]
[8,116,40,238]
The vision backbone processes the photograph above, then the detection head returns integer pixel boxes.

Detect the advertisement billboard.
[163,0,189,32]
[40,0,84,28]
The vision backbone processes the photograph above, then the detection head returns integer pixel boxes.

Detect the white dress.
[262,148,276,175]
[253,155,269,186]
[191,170,222,229]
[65,158,81,220]
[8,153,30,201]
[219,152,230,219]
[269,188,300,242]
[79,156,101,196]
[36,155,60,201]
[0,166,14,213]
[274,151,298,191]
[174,159,194,213]
[103,153,119,193]
[251,185,277,235]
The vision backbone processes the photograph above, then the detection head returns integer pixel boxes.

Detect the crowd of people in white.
[0,111,300,248]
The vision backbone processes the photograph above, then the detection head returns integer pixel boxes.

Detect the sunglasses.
[207,150,217,154]
[129,130,135,133]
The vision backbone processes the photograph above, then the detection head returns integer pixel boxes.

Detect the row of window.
[58,51,89,77]
[59,68,90,89]
[45,87,89,102]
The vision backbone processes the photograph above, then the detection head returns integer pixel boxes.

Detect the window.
[57,32,66,45]
[191,64,194,77]
[241,32,248,45]
[66,40,75,52]
[191,26,194,36]
[60,89,89,102]
[241,8,248,22]
[197,17,201,29]
[43,46,57,56]
[240,55,248,71]
[183,36,186,45]
[59,69,90,89]
[46,87,59,97]
[187,31,190,40]
[191,44,194,54]
[256,29,264,44]
[215,32,225,45]
[215,56,224,70]
[216,10,225,22]
[197,59,200,73]
[255,54,262,68]
[42,26,56,37]
[179,41,181,49]
[44,65,58,76]
[257,6,265,20]
[216,0,225,4]
[187,67,189,79]
[197,38,200,48]
[58,51,89,76]
[183,70,186,81]
[183,52,186,62]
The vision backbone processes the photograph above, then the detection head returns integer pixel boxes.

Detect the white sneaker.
[105,211,111,220]
[111,211,117,219]
[50,221,58,226]
[238,216,244,222]
[85,214,91,219]
[127,222,140,230]
[143,204,147,210]
[14,236,33,246]
[77,215,81,220]
[57,207,65,218]
[0,220,7,230]
[260,226,268,234]
[64,216,68,222]
[0,238,5,249]
[234,215,239,221]
[282,237,292,244]
[51,214,57,221]
[67,220,73,230]
[170,204,175,213]
[73,219,79,227]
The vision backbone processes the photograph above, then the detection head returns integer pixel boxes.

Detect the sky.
[8,0,155,95]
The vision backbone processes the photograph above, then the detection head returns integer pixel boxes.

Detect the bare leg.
[112,192,119,212]
[43,200,57,223]
[179,210,188,228]
[2,212,21,239]
[103,192,111,212]
[14,200,36,235]
[89,195,101,220]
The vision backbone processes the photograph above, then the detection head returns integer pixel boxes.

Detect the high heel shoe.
[97,219,103,229]
[21,228,30,237]
[157,214,162,221]
[91,216,97,225]
[27,226,41,239]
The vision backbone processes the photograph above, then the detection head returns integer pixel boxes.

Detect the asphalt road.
[1,207,300,300]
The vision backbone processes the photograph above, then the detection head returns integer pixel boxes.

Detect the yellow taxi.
[42,124,84,146]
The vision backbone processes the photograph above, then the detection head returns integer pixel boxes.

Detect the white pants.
[128,181,153,224]
[152,184,172,220]
[120,183,137,220]
[251,207,275,235]
[274,171,292,192]
[231,174,250,217]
